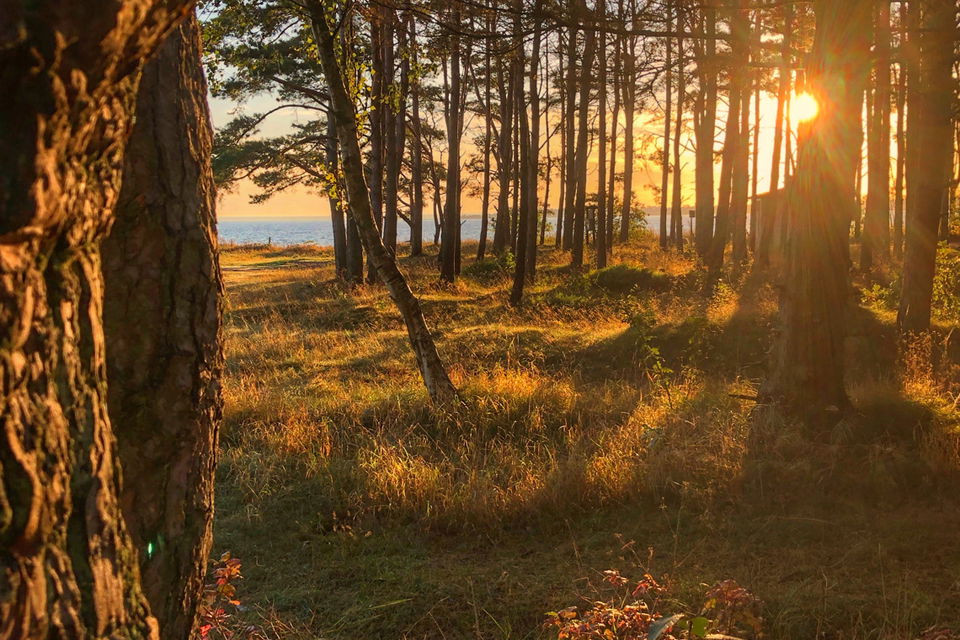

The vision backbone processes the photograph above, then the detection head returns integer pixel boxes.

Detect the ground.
[213,234,960,639]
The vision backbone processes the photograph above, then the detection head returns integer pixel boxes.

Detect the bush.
[545,569,763,640]
[933,246,960,322]
[593,265,671,294]
[463,252,516,282]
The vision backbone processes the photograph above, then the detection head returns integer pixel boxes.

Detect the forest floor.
[216,233,960,640]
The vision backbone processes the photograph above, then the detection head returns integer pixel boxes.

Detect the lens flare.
[793,92,820,123]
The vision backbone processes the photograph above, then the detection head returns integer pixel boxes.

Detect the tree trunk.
[367,15,386,282]
[511,9,541,305]
[409,16,425,257]
[572,11,596,268]
[693,1,718,256]
[707,1,744,276]
[596,0,609,268]
[607,33,622,254]
[670,13,685,251]
[861,0,892,271]
[765,0,873,419]
[730,2,751,263]
[620,33,637,243]
[0,1,190,637]
[898,0,955,333]
[310,3,457,403]
[758,0,791,267]
[660,3,673,251]
[382,13,399,254]
[440,18,462,283]
[494,56,514,255]
[103,15,222,640]
[328,117,349,277]
[894,40,906,258]
[478,11,494,261]
[564,28,579,251]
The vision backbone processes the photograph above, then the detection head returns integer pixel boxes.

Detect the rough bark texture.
[0,1,191,638]
[765,0,872,419]
[310,4,457,404]
[898,0,955,333]
[102,15,222,640]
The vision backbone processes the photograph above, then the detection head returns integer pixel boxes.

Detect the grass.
[214,234,960,639]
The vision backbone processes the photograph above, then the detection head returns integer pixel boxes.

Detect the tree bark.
[310,3,456,404]
[898,0,955,333]
[0,1,191,638]
[758,0,791,267]
[670,11,685,251]
[861,0,892,271]
[596,0,608,268]
[730,2,751,263]
[564,28,579,250]
[441,20,462,283]
[660,3,673,251]
[693,0,718,256]
[620,28,637,243]
[494,55,514,255]
[327,117,349,277]
[572,9,596,268]
[409,16,425,257]
[103,15,222,640]
[765,0,873,419]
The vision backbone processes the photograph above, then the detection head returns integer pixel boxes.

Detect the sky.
[211,88,815,221]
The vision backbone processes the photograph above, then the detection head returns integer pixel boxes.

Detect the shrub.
[545,569,762,640]
[463,252,516,282]
[593,265,671,294]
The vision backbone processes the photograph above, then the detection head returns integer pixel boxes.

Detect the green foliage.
[462,252,516,281]
[593,265,671,295]
[933,246,960,322]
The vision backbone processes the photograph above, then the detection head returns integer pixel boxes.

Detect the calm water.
[218,210,678,247]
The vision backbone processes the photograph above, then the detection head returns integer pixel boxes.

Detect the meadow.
[214,233,960,639]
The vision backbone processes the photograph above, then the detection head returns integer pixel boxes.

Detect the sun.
[793,92,820,123]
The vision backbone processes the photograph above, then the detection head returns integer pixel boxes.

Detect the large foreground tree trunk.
[103,14,222,640]
[0,1,191,637]
[310,2,457,403]
[898,0,956,333]
[764,0,872,419]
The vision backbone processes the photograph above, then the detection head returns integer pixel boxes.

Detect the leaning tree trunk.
[0,1,191,638]
[310,3,457,403]
[103,14,222,640]
[764,0,872,419]
[898,0,955,333]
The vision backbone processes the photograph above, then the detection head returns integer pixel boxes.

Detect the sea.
[218,210,680,247]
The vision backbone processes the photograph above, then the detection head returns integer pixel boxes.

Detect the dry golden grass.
[214,235,960,640]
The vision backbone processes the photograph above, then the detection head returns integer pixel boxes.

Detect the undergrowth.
[215,237,960,639]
